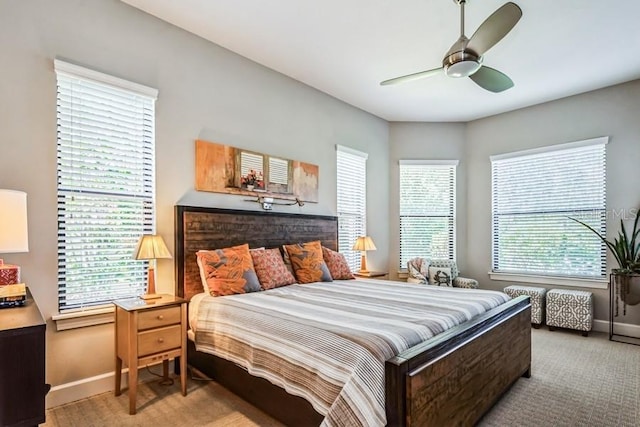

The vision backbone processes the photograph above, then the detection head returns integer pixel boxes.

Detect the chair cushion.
[428,266,453,287]
[427,259,459,280]
[407,257,429,283]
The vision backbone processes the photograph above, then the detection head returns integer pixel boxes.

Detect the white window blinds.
[399,160,457,270]
[491,137,608,278]
[269,157,289,185]
[55,60,158,312]
[240,151,264,177]
[336,145,367,270]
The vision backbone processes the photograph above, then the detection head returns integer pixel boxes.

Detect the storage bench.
[504,285,547,327]
[546,289,593,336]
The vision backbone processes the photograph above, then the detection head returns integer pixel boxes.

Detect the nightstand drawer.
[138,325,181,357]
[138,306,181,331]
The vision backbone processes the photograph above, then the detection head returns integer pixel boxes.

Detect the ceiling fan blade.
[380,67,442,86]
[469,66,514,93]
[467,2,522,56]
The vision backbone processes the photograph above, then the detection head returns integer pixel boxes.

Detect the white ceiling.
[122,0,640,122]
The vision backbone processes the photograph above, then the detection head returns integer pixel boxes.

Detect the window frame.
[53,59,159,315]
[489,137,609,289]
[336,145,368,271]
[398,160,458,271]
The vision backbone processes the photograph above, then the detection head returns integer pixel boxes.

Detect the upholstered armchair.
[407,258,479,289]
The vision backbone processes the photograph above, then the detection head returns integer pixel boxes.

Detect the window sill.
[52,306,114,331]
[488,272,608,290]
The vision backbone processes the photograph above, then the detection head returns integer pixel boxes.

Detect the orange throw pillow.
[284,241,333,284]
[250,248,297,289]
[196,244,262,296]
[322,246,355,280]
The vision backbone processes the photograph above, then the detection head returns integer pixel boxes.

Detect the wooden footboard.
[386,295,531,426]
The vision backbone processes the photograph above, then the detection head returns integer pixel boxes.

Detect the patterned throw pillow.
[322,246,354,280]
[250,248,297,289]
[196,244,262,296]
[428,266,453,287]
[283,241,333,284]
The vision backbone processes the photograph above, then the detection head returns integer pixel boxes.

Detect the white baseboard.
[47,362,174,409]
[592,319,640,337]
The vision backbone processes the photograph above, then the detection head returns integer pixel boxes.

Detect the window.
[240,151,264,180]
[491,137,608,279]
[268,157,289,186]
[336,145,367,270]
[399,160,457,270]
[55,60,158,312]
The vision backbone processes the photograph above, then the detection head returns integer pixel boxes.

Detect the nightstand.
[114,294,187,414]
[0,288,49,426]
[353,271,389,280]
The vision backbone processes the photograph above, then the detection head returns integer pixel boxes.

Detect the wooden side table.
[353,271,389,280]
[114,294,187,414]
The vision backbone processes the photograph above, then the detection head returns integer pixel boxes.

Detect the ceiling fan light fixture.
[443,50,482,78]
[445,60,481,78]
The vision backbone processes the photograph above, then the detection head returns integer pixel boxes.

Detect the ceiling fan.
[380,0,522,93]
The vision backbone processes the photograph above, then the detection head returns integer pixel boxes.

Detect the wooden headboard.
[174,206,339,300]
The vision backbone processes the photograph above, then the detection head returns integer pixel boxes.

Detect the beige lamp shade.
[133,234,172,260]
[133,234,172,299]
[352,236,377,252]
[0,190,29,254]
[352,236,376,273]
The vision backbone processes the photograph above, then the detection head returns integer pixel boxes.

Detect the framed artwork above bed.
[194,140,319,203]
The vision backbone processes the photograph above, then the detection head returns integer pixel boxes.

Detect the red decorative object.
[0,263,20,286]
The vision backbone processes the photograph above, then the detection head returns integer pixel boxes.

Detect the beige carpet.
[45,328,639,426]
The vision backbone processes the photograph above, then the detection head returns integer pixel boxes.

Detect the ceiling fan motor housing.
[443,50,481,78]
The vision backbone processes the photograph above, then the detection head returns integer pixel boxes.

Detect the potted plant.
[570,209,640,312]
[241,169,263,191]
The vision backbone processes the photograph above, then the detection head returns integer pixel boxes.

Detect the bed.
[175,206,531,426]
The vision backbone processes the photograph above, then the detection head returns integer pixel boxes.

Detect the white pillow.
[428,266,453,287]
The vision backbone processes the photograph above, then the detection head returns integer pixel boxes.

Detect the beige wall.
[0,0,389,391]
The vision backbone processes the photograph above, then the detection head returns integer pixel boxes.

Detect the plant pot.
[246,185,254,191]
[614,273,640,306]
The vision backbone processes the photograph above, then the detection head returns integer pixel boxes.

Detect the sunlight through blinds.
[491,137,608,278]
[399,160,458,270]
[55,60,158,311]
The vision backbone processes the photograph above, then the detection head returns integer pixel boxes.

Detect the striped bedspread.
[193,279,510,427]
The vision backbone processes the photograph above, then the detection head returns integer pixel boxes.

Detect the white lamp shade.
[133,234,172,260]
[0,190,29,253]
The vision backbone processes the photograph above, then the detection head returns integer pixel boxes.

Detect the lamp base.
[359,253,369,274]
[140,265,161,300]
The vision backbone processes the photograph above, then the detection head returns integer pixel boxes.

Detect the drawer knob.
[157,338,164,343]
[157,315,164,320]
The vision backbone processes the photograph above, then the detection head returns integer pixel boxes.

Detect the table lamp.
[0,189,29,286]
[133,234,172,300]
[352,236,376,274]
